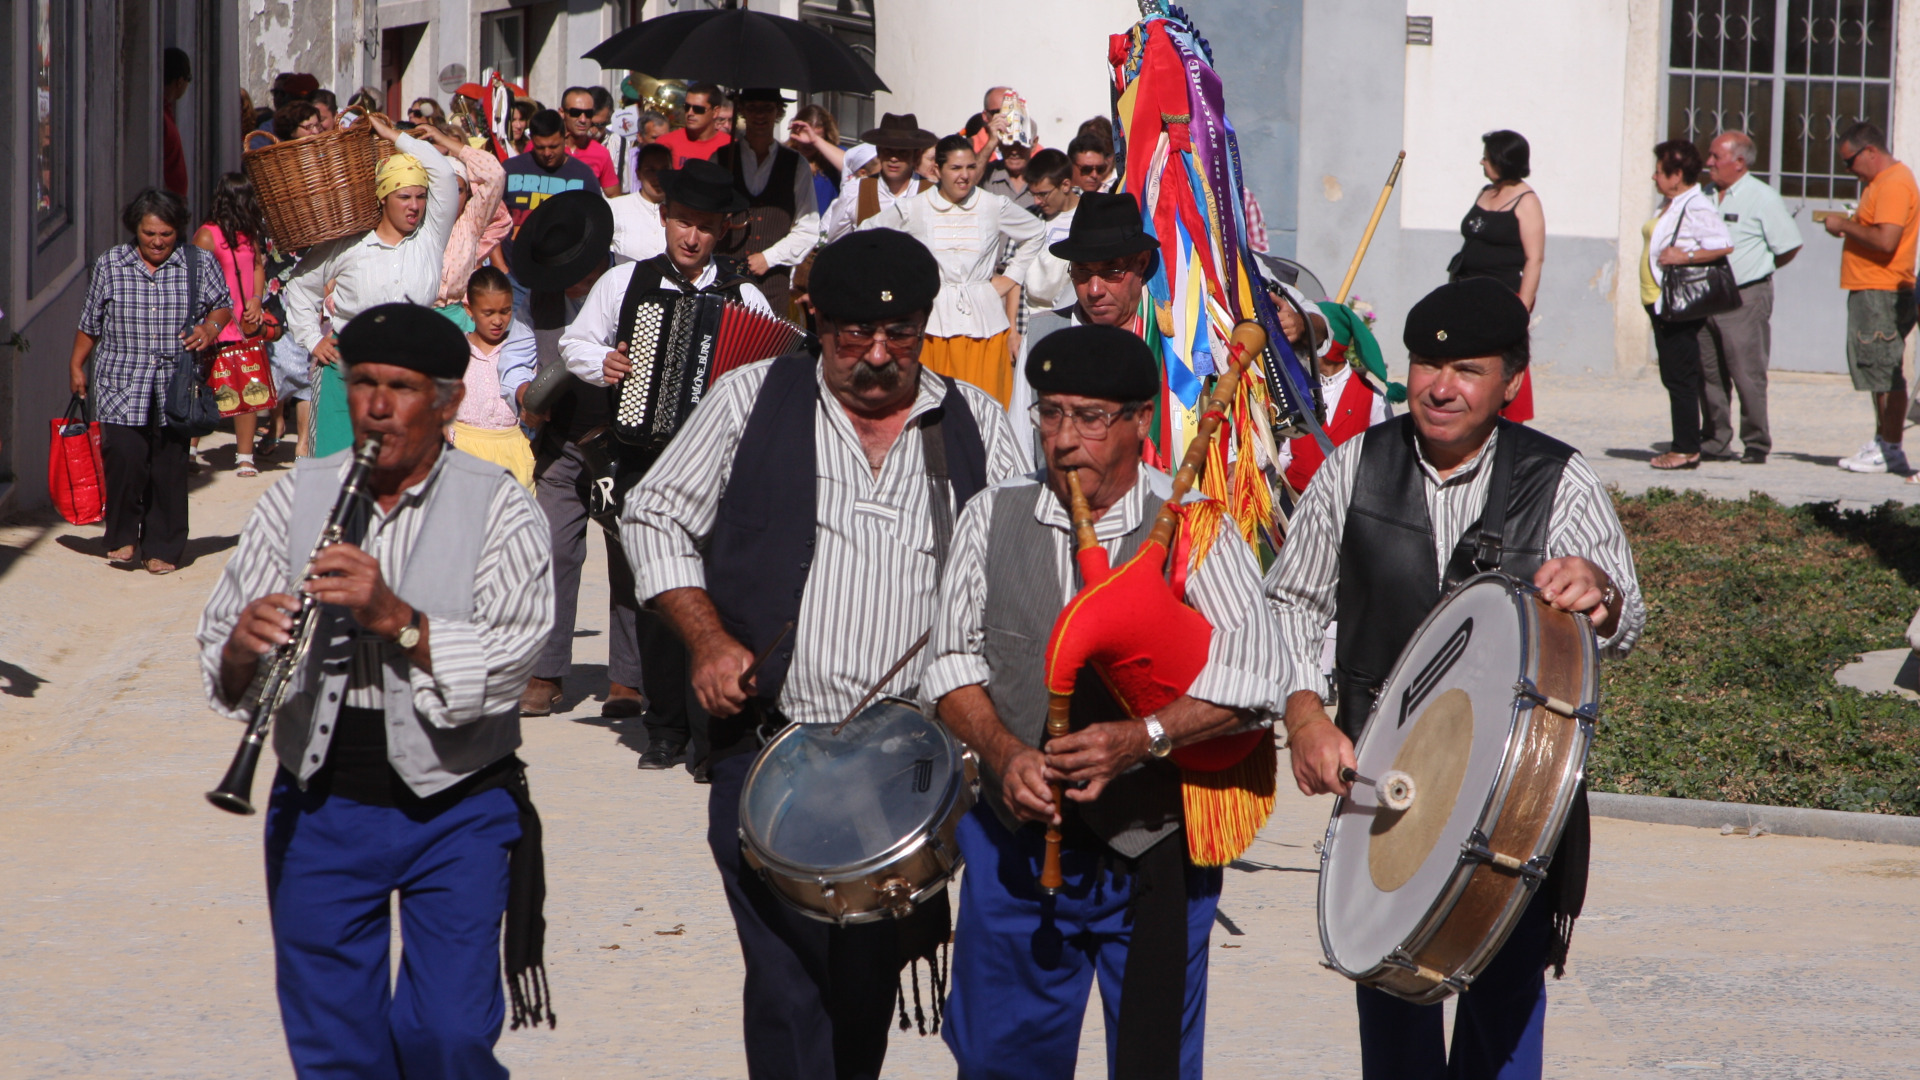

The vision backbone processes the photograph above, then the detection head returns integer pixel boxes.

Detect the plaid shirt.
[79,243,229,426]
[1244,189,1270,255]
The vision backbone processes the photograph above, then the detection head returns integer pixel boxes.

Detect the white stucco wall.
[1399,0,1631,240]
[872,0,1137,147]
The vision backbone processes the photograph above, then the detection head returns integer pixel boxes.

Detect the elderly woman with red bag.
[67,188,231,574]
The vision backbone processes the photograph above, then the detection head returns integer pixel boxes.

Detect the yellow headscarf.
[375,153,431,200]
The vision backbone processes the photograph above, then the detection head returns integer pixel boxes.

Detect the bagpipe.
[1039,321,1275,885]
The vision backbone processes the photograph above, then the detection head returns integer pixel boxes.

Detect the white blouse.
[1647,184,1733,315]
[864,186,1045,340]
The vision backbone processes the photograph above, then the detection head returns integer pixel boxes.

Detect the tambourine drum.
[739,699,978,925]
[1318,572,1597,1004]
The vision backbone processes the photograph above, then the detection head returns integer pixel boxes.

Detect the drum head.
[741,701,960,875]
[1321,576,1528,973]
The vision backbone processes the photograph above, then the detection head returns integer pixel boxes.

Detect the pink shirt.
[568,139,620,191]
[436,146,509,308]
[458,336,523,429]
[203,224,257,343]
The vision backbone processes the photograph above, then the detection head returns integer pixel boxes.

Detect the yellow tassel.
[1180,737,1279,867]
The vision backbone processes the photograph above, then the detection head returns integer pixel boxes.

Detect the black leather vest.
[703,355,989,702]
[1332,416,1574,741]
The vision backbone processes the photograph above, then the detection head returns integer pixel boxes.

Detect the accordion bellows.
[613,294,807,448]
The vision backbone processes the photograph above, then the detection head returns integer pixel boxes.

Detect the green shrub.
[1594,490,1920,815]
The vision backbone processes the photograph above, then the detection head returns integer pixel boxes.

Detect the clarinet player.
[195,304,557,1078]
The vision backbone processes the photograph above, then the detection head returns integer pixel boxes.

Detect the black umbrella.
[584,10,888,95]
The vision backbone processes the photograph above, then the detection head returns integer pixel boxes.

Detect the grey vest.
[980,480,1182,858]
[274,449,521,798]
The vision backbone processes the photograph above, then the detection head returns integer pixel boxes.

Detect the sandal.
[144,559,176,576]
[106,545,136,564]
[1650,452,1699,470]
[236,461,259,478]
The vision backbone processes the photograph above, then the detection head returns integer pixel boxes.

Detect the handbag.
[163,247,223,438]
[1657,191,1742,322]
[207,229,280,417]
[48,394,108,526]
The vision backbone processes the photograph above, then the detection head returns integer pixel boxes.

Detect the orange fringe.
[1181,736,1278,866]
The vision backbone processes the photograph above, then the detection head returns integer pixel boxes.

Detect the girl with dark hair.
[862,134,1047,406]
[509,99,536,153]
[68,188,232,573]
[192,173,274,475]
[1642,138,1733,470]
[1449,128,1547,419]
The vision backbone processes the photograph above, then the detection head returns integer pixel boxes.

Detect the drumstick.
[737,620,795,695]
[831,630,932,734]
[1334,151,1405,305]
[1340,766,1417,812]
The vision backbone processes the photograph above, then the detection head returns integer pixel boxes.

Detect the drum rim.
[1316,571,1595,987]
[738,697,976,880]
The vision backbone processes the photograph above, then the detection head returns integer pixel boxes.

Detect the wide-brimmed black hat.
[1049,192,1160,263]
[860,112,939,151]
[661,158,749,214]
[736,87,795,105]
[511,190,615,293]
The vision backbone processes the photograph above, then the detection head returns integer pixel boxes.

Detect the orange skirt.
[920,332,1014,407]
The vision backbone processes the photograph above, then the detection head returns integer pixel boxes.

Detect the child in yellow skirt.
[452,267,537,490]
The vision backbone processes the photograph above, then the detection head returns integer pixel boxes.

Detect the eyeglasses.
[565,107,595,119]
[407,109,427,119]
[1068,263,1135,284]
[1028,401,1139,438]
[831,322,924,354]
[1841,144,1870,170]
[686,104,711,115]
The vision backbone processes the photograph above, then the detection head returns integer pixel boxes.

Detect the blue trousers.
[264,771,521,1079]
[1355,886,1553,1080]
[943,806,1222,1080]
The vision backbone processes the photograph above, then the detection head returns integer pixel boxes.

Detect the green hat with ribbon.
[1316,301,1405,403]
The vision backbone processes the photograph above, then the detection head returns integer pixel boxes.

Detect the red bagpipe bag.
[1041,325,1277,868]
[49,395,107,526]
[209,337,278,417]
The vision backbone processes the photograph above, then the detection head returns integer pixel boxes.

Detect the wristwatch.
[395,607,423,650]
[1143,716,1172,758]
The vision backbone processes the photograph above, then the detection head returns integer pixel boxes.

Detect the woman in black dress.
[1450,130,1545,420]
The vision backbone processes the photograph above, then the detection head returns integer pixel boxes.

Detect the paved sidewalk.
[0,428,1913,1078]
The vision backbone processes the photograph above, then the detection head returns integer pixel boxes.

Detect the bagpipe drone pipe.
[1038,323,1277,881]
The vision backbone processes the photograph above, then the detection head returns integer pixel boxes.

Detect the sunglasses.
[566,107,595,119]
[407,109,427,118]
[686,104,711,115]
[1841,144,1870,169]
[1068,264,1134,284]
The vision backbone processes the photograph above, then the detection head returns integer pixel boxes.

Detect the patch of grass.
[1595,489,1920,815]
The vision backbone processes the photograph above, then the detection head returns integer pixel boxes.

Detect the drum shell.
[1319,573,1597,1004]
[739,705,980,926]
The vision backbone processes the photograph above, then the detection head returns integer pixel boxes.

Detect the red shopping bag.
[49,395,106,525]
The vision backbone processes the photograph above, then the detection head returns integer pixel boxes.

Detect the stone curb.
[1588,792,1920,847]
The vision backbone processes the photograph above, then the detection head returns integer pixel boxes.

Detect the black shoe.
[637,741,687,770]
[691,755,712,784]
[1699,449,1739,462]
[1741,448,1768,464]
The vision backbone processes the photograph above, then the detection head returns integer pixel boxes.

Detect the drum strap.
[1467,421,1519,576]
[921,412,954,573]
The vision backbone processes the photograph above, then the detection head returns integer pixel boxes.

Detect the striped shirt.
[923,471,1289,716]
[196,452,554,726]
[625,359,1025,726]
[1264,426,1646,699]
[78,244,231,426]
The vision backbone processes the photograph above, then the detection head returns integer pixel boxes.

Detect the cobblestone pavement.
[0,405,1913,1078]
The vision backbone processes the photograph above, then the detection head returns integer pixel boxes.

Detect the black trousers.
[1648,304,1707,455]
[101,421,190,563]
[707,751,901,1080]
[636,607,690,750]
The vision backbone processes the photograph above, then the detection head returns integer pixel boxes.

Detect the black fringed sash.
[500,764,556,1029]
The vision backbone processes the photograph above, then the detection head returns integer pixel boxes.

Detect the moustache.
[849,360,903,393]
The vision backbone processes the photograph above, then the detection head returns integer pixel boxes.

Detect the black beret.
[1026,326,1159,402]
[808,229,941,323]
[1402,277,1529,359]
[338,303,469,380]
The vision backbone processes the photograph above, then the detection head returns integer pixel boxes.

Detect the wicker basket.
[242,111,398,250]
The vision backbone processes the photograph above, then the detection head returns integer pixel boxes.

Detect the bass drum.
[1318,572,1597,1004]
[739,699,978,925]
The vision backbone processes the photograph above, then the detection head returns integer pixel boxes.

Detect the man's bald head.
[1707,131,1757,188]
[983,87,1012,114]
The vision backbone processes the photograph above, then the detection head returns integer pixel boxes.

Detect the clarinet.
[206,434,384,815]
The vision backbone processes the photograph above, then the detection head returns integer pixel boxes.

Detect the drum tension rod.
[1461,827,1550,881]
[1512,678,1597,723]
[1385,948,1471,993]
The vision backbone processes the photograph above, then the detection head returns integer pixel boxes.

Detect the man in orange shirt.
[1825,121,1919,475]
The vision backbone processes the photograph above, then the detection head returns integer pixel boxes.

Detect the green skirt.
[312,362,354,458]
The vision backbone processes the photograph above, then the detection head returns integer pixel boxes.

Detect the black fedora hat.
[736,87,795,105]
[511,190,615,293]
[860,112,939,151]
[1049,192,1161,263]
[661,158,749,215]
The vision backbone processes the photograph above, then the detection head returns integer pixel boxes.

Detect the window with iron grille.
[799,0,874,145]
[1666,0,1896,202]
